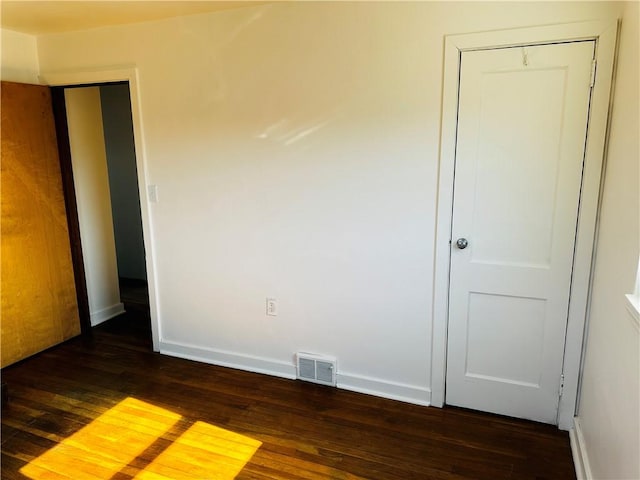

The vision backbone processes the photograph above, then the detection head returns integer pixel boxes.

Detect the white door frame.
[40,67,161,352]
[431,20,619,430]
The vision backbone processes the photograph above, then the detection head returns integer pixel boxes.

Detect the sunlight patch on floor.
[20,397,262,479]
[135,421,262,479]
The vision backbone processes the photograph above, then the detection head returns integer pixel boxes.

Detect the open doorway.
[54,82,150,342]
[99,83,149,321]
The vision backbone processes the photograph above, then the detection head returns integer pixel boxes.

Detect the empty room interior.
[1,1,638,479]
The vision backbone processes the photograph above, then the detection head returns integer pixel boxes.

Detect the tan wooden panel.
[1,81,80,367]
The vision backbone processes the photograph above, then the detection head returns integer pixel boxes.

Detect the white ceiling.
[1,1,267,35]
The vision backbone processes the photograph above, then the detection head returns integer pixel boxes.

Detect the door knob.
[455,238,469,249]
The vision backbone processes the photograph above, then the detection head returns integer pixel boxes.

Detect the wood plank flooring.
[1,313,576,479]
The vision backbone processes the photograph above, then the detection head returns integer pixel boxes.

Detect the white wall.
[37,2,623,404]
[65,87,124,326]
[100,84,147,281]
[574,2,640,478]
[1,28,39,83]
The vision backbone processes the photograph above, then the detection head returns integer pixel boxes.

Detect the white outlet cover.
[266,297,277,316]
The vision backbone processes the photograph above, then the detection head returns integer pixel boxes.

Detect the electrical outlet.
[266,298,278,316]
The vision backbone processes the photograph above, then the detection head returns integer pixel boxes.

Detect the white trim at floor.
[90,302,126,326]
[570,417,594,480]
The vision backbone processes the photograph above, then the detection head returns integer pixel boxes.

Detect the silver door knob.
[455,238,468,249]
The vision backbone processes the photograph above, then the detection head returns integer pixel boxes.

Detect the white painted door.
[445,41,595,424]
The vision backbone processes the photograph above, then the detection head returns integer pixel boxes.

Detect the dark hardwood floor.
[1,312,576,479]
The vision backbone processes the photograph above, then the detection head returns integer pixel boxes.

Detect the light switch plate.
[148,184,159,203]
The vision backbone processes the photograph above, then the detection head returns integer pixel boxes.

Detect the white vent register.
[296,352,337,387]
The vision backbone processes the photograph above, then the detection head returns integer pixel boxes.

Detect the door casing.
[42,67,160,352]
[432,20,619,430]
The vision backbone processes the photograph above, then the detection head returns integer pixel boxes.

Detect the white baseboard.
[159,340,297,379]
[90,302,125,326]
[570,417,593,480]
[337,372,431,406]
[159,340,431,406]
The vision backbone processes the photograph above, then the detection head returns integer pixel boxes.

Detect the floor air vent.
[296,353,337,387]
